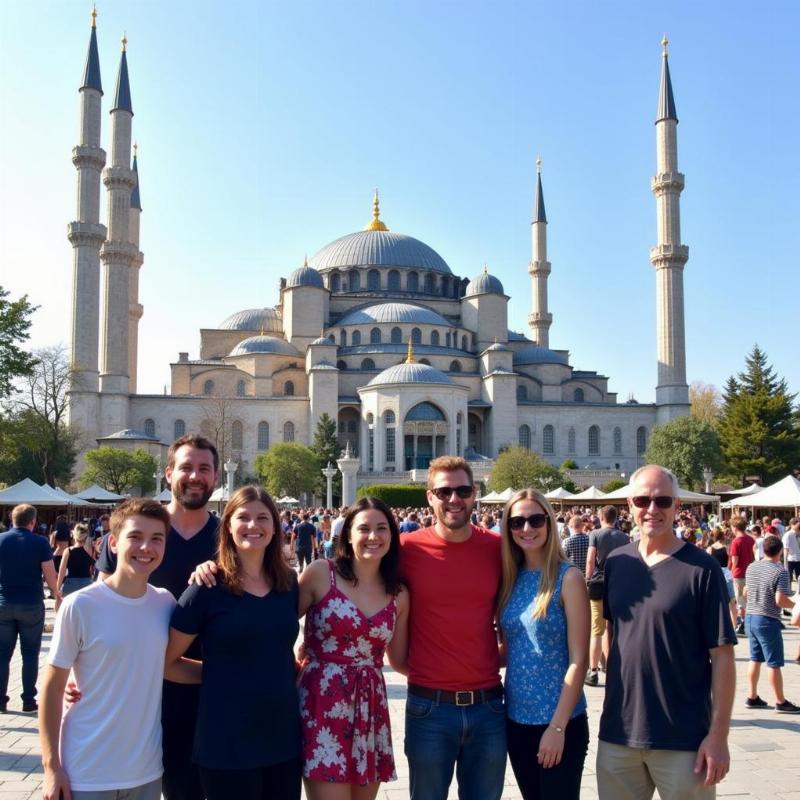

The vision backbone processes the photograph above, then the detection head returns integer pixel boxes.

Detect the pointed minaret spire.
[656,35,677,123]
[112,33,133,114]
[80,6,103,93]
[533,155,547,223]
[130,142,142,210]
[528,155,552,347]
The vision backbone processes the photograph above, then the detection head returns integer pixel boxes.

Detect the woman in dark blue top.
[165,486,301,800]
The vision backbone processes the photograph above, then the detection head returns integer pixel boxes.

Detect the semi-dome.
[465,268,504,297]
[367,362,453,387]
[228,336,301,357]
[286,263,324,288]
[337,302,450,327]
[219,308,281,333]
[310,336,336,346]
[513,346,570,366]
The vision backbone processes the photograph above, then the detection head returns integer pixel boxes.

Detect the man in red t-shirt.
[399,456,505,800]
[729,517,755,633]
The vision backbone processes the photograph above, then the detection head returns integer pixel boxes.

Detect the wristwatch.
[549,723,564,734]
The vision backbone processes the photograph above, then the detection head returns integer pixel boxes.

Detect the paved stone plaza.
[0,601,797,799]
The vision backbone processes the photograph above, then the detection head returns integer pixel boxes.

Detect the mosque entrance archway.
[337,407,360,456]
[467,412,484,455]
[403,402,447,470]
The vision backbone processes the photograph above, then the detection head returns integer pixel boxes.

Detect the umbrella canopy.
[569,486,608,501]
[75,484,126,503]
[545,487,578,499]
[725,475,800,509]
[0,478,71,507]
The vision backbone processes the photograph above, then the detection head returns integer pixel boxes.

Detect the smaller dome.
[513,346,570,366]
[219,308,282,332]
[229,336,301,357]
[286,263,324,288]
[465,269,504,297]
[310,336,336,346]
[367,362,453,387]
[337,302,449,327]
[484,342,509,352]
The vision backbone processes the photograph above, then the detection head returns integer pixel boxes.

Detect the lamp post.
[703,467,713,494]
[224,459,238,501]
[152,468,162,497]
[322,463,337,509]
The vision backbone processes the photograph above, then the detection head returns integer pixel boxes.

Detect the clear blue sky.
[1,0,798,403]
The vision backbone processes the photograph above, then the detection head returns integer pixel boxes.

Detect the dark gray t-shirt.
[587,527,630,579]
[600,541,736,750]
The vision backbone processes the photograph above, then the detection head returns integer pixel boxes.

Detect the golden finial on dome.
[661,34,669,56]
[483,263,489,275]
[405,339,414,364]
[133,141,138,157]
[91,5,97,27]
[364,189,389,232]
[121,31,127,51]
[303,254,308,268]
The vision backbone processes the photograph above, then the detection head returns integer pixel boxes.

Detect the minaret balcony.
[72,145,106,171]
[527,260,551,276]
[649,244,689,267]
[67,221,107,246]
[528,311,553,325]
[650,172,685,193]
[100,240,139,265]
[129,303,144,320]
[102,165,136,190]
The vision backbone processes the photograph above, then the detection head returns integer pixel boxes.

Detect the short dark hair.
[763,535,783,558]
[600,505,617,524]
[167,433,219,473]
[110,498,170,539]
[12,504,37,528]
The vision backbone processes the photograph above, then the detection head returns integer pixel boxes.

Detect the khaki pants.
[597,740,714,800]
[590,599,606,637]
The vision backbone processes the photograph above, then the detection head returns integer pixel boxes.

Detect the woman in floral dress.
[298,497,409,800]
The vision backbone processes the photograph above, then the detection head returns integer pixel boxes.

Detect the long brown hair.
[497,488,565,620]
[217,486,293,594]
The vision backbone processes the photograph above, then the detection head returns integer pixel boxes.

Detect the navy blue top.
[0,528,53,605]
[171,579,301,769]
[294,521,316,551]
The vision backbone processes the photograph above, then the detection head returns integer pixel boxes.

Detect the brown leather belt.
[408,683,504,707]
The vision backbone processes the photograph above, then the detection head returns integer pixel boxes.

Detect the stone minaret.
[528,157,552,348]
[650,37,690,423]
[98,34,136,433]
[128,144,143,393]
[66,8,106,441]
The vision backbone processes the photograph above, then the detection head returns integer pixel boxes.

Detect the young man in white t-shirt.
[39,499,175,800]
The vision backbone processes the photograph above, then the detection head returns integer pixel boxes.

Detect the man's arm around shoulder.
[694,644,734,787]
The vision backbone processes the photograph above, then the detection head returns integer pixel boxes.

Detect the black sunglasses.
[508,513,548,530]
[631,495,674,509]
[430,485,474,501]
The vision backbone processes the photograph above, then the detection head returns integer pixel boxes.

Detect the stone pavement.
[1,601,797,799]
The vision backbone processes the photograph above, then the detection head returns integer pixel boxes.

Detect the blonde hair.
[72,523,89,543]
[498,488,566,621]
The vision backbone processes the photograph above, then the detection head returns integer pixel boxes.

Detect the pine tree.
[311,413,341,504]
[717,345,800,483]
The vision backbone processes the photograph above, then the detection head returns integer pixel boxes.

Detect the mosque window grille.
[388,270,400,291]
[361,358,375,370]
[588,425,600,455]
[231,420,243,451]
[424,273,434,293]
[568,427,576,453]
[449,360,462,373]
[330,272,341,292]
[348,270,360,291]
[370,328,381,344]
[257,421,269,450]
[407,272,419,292]
[284,380,294,396]
[636,426,647,454]
[236,380,246,397]
[613,426,622,455]
[174,419,186,439]
[542,425,555,455]
[517,385,528,402]
[336,360,347,370]
[340,330,347,346]
[519,424,531,450]
[283,421,295,442]
[390,327,402,344]
[203,379,214,396]
[352,330,362,346]
[411,328,422,344]
[461,335,468,351]
[574,388,585,403]
[143,418,155,437]
[431,330,440,346]
[367,269,381,291]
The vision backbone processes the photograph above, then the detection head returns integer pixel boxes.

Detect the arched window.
[257,421,269,450]
[456,411,463,454]
[361,358,375,370]
[519,424,531,450]
[340,330,347,347]
[461,335,468,351]
[419,359,431,365]
[284,380,294,396]
[424,272,434,293]
[283,421,295,442]
[517,385,527,402]
[336,360,347,370]
[367,269,380,291]
[366,413,374,424]
[348,269,360,291]
[449,360,462,372]
[384,410,396,463]
[370,327,381,344]
[143,418,155,437]
[431,330,440,346]
[390,327,402,344]
[568,427,576,453]
[411,328,422,344]
[441,277,450,297]
[203,379,214,396]
[613,426,622,454]
[388,270,400,291]
[637,426,647,454]
[543,424,555,454]
[588,425,600,455]
[384,409,396,424]
[347,420,357,433]
[446,331,452,347]
[236,379,246,397]
[330,272,341,293]
[173,419,186,439]
[574,388,585,403]
[231,420,243,450]
[351,330,361,346]
[407,272,419,292]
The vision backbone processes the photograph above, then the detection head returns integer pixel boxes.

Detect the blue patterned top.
[500,561,587,725]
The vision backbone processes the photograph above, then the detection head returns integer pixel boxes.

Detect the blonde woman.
[498,488,590,800]
[55,523,94,609]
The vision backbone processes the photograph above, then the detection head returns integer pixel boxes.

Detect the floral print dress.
[298,560,397,784]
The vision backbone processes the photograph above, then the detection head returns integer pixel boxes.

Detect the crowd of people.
[0,433,798,800]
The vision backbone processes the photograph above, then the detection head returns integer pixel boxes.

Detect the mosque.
[66,11,690,487]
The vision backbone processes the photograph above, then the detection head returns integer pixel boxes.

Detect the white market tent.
[724,475,800,509]
[0,478,71,507]
[38,483,93,507]
[569,486,608,502]
[75,484,126,503]
[480,488,514,504]
[277,496,300,505]
[602,483,720,503]
[545,487,578,500]
[154,488,172,503]
[723,482,764,496]
[209,487,229,502]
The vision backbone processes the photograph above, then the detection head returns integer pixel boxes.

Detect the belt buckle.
[455,690,474,706]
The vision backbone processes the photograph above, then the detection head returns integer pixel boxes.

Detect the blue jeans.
[404,692,507,800]
[0,603,45,705]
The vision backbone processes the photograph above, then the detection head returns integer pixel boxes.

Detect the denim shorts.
[746,614,784,667]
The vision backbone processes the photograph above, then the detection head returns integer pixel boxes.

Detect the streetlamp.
[152,468,162,496]
[702,467,713,494]
[223,459,238,501]
[321,462,337,509]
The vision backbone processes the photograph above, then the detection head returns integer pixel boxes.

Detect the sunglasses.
[430,485,474,501]
[630,495,674,509]
[508,514,548,530]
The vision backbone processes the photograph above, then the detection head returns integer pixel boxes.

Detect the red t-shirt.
[729,534,755,579]
[399,524,501,690]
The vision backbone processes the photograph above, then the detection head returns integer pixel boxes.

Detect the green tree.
[310,412,341,503]
[689,381,722,427]
[488,448,565,493]
[254,442,319,500]
[0,286,37,400]
[717,345,800,483]
[602,478,626,493]
[645,416,723,490]
[560,459,578,470]
[82,447,157,495]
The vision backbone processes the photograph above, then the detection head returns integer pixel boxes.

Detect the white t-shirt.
[48,581,175,791]
[783,529,800,562]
